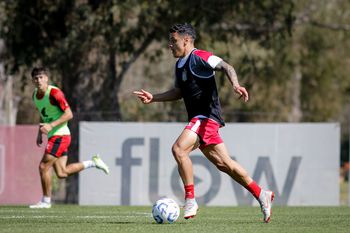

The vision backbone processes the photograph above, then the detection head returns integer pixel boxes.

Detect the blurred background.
[0,0,349,204]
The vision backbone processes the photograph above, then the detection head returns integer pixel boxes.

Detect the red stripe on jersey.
[193,49,213,62]
[49,88,70,111]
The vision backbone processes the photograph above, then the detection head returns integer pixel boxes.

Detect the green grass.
[1,205,350,233]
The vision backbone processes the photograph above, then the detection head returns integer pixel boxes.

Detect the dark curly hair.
[169,23,196,41]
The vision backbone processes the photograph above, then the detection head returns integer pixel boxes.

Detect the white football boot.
[258,190,275,223]
[29,201,51,209]
[184,198,198,219]
[92,154,110,175]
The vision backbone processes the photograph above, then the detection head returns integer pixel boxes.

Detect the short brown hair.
[31,67,48,77]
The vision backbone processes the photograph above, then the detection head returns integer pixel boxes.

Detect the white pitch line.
[0,215,62,219]
[0,214,152,219]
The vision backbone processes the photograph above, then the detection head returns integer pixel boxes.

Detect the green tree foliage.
[0,0,296,124]
[2,0,350,201]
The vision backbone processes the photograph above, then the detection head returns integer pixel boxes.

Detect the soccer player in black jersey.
[134,23,274,223]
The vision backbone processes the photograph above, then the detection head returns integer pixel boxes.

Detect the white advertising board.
[79,122,340,206]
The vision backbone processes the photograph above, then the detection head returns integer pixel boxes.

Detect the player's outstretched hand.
[234,86,249,102]
[133,89,153,104]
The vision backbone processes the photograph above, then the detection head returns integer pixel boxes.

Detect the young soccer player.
[29,67,110,208]
[134,23,274,223]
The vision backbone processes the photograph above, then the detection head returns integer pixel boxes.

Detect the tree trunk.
[288,65,302,122]
[0,39,20,126]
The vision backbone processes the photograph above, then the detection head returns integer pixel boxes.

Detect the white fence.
[79,122,340,206]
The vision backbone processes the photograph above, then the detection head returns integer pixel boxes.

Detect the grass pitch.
[1,205,350,233]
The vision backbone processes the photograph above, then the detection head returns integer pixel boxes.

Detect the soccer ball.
[152,198,180,224]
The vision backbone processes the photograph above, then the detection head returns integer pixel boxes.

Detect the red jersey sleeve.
[193,50,213,62]
[193,49,223,69]
[49,88,70,111]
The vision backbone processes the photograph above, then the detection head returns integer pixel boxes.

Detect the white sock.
[83,160,95,169]
[185,198,196,203]
[42,196,51,204]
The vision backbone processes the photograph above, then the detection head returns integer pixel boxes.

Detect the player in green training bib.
[29,67,110,209]
[33,84,70,138]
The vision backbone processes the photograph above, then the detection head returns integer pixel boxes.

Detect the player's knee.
[171,144,178,155]
[171,144,183,159]
[39,163,49,173]
[56,172,68,179]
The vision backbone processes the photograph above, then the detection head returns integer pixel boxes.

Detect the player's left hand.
[234,86,249,102]
[40,123,53,135]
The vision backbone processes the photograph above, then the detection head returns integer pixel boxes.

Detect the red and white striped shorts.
[185,117,223,149]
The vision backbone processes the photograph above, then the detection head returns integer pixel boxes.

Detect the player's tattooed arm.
[215,60,249,102]
[215,60,240,88]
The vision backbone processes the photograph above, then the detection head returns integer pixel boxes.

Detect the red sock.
[245,181,262,200]
[184,184,195,199]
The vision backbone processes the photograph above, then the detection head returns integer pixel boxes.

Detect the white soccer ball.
[152,198,180,224]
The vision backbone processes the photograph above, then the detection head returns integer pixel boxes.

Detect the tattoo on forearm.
[226,65,239,87]
[216,61,239,87]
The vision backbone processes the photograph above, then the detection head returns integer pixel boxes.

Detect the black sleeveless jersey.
[175,49,225,126]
